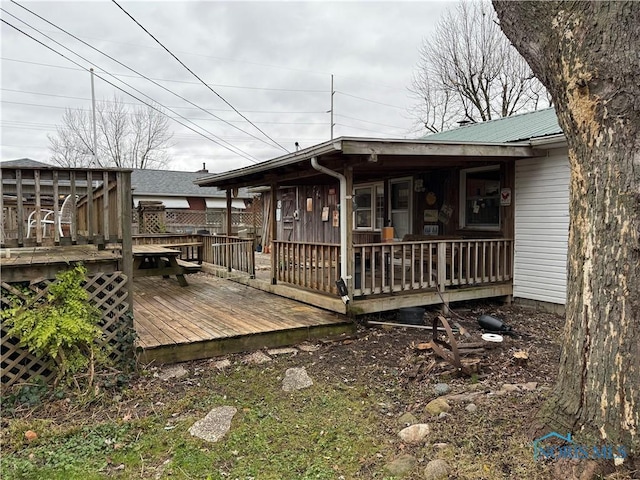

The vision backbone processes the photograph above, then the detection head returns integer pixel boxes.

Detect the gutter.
[310,156,350,305]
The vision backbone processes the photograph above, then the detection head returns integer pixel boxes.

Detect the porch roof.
[195,136,536,189]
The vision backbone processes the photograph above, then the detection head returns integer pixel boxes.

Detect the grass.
[1,363,395,480]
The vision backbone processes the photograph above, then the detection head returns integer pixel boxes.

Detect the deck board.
[133,274,353,364]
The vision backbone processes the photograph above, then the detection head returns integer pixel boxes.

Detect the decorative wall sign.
[500,188,512,206]
[423,224,439,235]
[306,198,313,211]
[438,204,454,224]
[423,209,439,223]
[426,191,437,206]
[332,210,339,227]
[322,206,329,221]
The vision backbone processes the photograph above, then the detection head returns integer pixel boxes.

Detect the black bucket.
[397,307,426,325]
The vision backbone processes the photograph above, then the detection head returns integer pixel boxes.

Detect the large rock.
[282,367,313,391]
[156,364,188,381]
[189,406,237,443]
[433,383,451,396]
[243,351,272,364]
[398,412,418,426]
[398,423,430,443]
[423,459,450,480]
[384,454,417,477]
[425,398,451,416]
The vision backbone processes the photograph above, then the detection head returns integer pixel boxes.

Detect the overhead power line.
[335,91,406,110]
[0,16,261,164]
[1,57,325,93]
[111,0,290,154]
[1,87,326,114]
[9,1,280,155]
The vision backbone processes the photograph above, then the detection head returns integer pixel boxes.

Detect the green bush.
[2,265,109,388]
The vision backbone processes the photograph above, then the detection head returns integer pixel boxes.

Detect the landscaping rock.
[433,442,449,449]
[384,454,417,477]
[282,367,313,391]
[398,412,418,426]
[438,412,449,420]
[500,383,520,393]
[443,391,483,403]
[433,383,450,396]
[425,398,451,416]
[398,423,430,443]
[521,381,538,391]
[157,364,188,381]
[214,359,232,370]
[189,406,237,443]
[243,351,272,365]
[465,403,478,413]
[267,347,298,356]
[299,344,320,352]
[423,459,449,480]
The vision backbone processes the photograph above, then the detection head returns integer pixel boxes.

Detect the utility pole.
[330,74,335,139]
[90,68,98,167]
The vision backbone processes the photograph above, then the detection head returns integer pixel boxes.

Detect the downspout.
[310,156,350,304]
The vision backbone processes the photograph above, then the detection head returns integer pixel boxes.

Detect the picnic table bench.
[132,245,196,286]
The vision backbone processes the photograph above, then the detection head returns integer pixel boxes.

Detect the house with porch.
[196,108,569,315]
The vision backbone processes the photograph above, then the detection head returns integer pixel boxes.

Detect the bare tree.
[48,96,173,169]
[410,1,549,133]
[493,0,639,466]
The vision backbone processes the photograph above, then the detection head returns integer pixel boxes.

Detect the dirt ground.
[3,300,637,479]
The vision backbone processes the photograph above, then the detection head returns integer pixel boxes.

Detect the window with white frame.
[354,183,384,230]
[460,166,501,229]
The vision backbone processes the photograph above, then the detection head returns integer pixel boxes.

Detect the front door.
[389,178,412,239]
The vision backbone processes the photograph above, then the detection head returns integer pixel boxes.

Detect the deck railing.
[273,240,340,294]
[353,238,513,296]
[204,234,255,277]
[267,238,512,297]
[1,166,131,248]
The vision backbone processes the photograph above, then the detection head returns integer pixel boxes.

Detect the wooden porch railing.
[353,239,513,296]
[1,166,131,248]
[267,238,512,297]
[273,240,340,294]
[204,234,255,277]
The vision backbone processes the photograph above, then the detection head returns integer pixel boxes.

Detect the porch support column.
[120,171,134,316]
[226,189,232,272]
[344,166,354,300]
[270,182,278,285]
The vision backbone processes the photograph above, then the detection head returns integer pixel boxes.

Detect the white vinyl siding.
[514,152,570,305]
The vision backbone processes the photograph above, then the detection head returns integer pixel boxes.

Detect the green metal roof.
[423,108,562,143]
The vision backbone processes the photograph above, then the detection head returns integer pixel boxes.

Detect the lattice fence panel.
[1,272,132,388]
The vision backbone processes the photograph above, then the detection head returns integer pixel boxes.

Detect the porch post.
[270,182,278,285]
[345,166,354,299]
[226,189,232,272]
[120,171,134,316]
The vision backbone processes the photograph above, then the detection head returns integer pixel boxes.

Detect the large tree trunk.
[493,1,639,457]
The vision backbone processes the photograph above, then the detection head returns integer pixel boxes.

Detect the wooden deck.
[133,274,354,365]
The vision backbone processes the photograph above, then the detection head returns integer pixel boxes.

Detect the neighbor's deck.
[133,274,354,364]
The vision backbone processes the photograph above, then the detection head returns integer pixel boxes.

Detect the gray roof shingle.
[131,169,250,198]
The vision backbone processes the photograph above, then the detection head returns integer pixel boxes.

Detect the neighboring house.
[425,108,569,310]
[130,168,255,235]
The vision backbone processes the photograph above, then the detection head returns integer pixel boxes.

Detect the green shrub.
[2,265,109,388]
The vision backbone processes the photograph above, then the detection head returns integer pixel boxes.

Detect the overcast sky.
[1,0,454,173]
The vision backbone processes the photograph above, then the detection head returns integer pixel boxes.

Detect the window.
[354,183,384,230]
[460,166,500,229]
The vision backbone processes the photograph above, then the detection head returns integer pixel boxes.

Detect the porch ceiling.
[196,136,537,189]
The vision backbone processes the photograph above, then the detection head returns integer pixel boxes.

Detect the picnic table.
[132,245,189,286]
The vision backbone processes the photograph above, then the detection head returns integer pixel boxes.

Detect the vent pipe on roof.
[196,162,208,173]
[310,156,349,305]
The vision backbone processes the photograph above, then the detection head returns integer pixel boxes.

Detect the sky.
[1,0,454,173]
